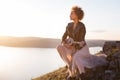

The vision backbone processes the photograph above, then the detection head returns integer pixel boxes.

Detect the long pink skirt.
[57,44,107,77]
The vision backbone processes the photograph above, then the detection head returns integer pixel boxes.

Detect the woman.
[57,6,107,80]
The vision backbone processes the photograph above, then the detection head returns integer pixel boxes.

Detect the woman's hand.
[64,43,71,48]
[62,43,73,49]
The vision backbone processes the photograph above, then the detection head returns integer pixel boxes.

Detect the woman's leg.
[71,45,90,76]
[57,45,73,66]
[72,55,85,75]
[57,45,74,77]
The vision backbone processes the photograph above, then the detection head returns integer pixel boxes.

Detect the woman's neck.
[73,19,79,29]
[74,19,79,24]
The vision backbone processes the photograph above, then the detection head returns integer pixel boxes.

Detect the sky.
[0,0,120,40]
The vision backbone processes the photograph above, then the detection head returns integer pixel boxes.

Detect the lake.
[0,46,102,80]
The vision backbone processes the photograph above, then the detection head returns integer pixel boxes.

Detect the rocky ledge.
[33,41,120,80]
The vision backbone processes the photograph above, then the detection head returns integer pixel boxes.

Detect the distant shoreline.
[0,36,114,48]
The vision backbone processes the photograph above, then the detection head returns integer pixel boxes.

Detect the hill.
[0,36,109,48]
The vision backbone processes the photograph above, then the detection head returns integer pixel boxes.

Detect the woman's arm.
[61,26,68,44]
[80,23,86,41]
[79,23,86,47]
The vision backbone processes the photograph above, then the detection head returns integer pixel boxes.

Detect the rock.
[80,41,120,80]
[103,41,120,56]
[83,65,107,80]
[104,70,115,80]
[103,41,120,80]
[108,52,120,72]
[33,41,120,80]
[113,51,120,58]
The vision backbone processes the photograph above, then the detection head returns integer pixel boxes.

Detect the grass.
[32,67,68,80]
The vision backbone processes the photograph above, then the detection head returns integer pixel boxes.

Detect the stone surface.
[103,41,120,56]
[33,41,120,80]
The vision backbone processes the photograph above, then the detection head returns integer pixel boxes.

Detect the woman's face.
[70,11,78,20]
